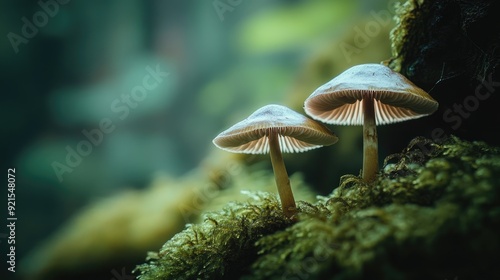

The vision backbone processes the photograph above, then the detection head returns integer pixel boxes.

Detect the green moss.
[134,192,293,279]
[135,136,500,279]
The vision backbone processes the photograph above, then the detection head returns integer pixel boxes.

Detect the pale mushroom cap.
[304,64,439,125]
[213,104,338,154]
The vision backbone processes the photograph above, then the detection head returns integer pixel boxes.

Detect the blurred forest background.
[0,0,449,278]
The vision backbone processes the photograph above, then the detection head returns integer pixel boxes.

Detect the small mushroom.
[304,63,438,182]
[213,104,338,218]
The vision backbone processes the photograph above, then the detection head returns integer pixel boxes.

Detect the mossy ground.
[134,136,500,279]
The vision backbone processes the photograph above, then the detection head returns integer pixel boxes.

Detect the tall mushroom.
[304,63,438,182]
[213,104,338,218]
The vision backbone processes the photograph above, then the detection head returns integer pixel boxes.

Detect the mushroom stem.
[362,94,379,182]
[268,129,297,218]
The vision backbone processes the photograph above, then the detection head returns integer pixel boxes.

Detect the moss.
[135,136,500,279]
[134,192,293,279]
[249,136,500,280]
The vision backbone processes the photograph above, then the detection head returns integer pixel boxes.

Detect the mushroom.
[213,104,338,218]
[304,63,438,182]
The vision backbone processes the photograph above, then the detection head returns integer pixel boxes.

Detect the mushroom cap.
[213,104,338,154]
[304,63,439,125]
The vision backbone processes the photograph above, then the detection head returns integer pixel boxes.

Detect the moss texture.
[135,136,500,279]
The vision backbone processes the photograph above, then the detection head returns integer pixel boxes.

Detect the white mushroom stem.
[362,94,379,182]
[268,129,297,218]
